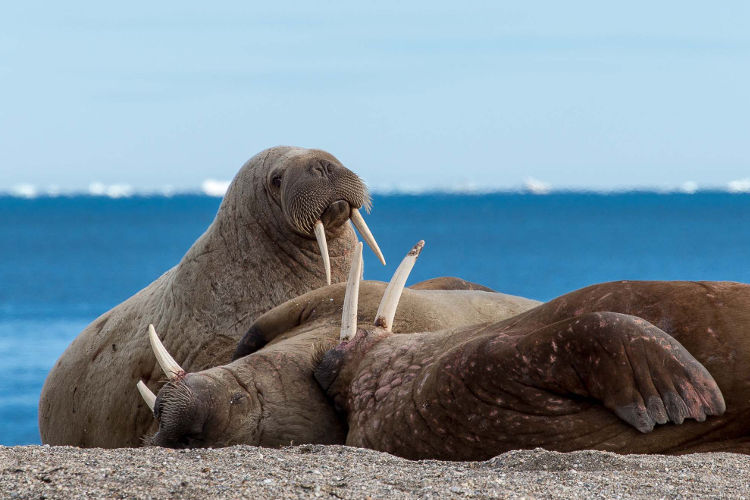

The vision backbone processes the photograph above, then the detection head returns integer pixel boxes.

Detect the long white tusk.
[148,324,185,380]
[374,240,424,331]
[314,220,332,285]
[340,242,363,342]
[136,380,156,412]
[350,208,386,266]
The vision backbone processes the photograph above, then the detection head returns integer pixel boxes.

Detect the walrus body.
[319,280,750,460]
[39,146,380,447]
[143,280,540,448]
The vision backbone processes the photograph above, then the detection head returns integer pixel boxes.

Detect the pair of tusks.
[340,240,424,341]
[136,324,185,412]
[136,240,424,412]
[314,208,385,286]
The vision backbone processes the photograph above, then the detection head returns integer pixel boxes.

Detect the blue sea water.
[1,192,749,445]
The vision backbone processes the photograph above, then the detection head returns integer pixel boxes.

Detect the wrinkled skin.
[318,280,750,460]
[146,280,540,448]
[39,146,370,447]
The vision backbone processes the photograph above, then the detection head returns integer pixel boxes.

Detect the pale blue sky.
[1,1,748,193]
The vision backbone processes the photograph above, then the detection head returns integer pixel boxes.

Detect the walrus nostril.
[310,161,331,178]
[320,200,351,228]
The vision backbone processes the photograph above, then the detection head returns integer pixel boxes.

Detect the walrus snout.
[281,158,368,235]
[150,375,214,449]
[283,160,385,284]
[320,200,351,228]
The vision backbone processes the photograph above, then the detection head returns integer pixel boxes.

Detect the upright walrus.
[39,146,386,447]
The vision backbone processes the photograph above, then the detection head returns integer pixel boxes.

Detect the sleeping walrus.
[39,146,386,447]
[317,243,745,459]
[140,243,748,459]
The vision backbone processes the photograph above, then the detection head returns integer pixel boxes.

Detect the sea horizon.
[3,178,750,200]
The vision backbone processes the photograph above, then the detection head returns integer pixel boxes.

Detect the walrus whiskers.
[374,240,425,331]
[313,221,332,286]
[136,380,156,412]
[350,208,386,266]
[148,324,185,381]
[340,242,363,342]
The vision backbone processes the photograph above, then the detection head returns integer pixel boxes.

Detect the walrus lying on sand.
[141,242,749,459]
[317,243,745,459]
[39,146,387,448]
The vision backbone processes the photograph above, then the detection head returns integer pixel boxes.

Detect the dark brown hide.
[318,281,750,460]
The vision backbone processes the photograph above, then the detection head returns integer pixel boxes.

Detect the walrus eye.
[271,175,282,188]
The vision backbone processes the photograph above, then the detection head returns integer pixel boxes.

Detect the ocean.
[1,192,749,445]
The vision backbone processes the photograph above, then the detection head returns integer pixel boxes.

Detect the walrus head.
[230,146,385,284]
[138,320,347,448]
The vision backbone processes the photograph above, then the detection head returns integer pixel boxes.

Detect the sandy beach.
[1,445,748,499]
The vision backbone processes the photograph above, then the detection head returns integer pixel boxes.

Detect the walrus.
[38,146,386,447]
[134,243,541,448]
[316,243,747,460]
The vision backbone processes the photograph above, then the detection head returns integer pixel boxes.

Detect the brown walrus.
[136,242,747,458]
[38,146,386,447]
[134,244,540,448]
[316,244,746,460]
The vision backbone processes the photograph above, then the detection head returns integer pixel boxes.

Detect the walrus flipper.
[493,311,727,433]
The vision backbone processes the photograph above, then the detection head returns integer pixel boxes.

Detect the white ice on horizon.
[728,178,750,193]
[1,180,227,198]
[11,184,37,198]
[524,177,551,195]
[88,182,134,198]
[680,181,698,194]
[3,178,750,198]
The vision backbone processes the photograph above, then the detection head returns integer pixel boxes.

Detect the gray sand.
[1,445,748,499]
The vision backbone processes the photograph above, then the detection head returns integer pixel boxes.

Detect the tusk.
[374,240,424,331]
[314,220,332,285]
[148,324,185,380]
[340,242,363,342]
[136,380,156,412]
[350,208,386,266]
